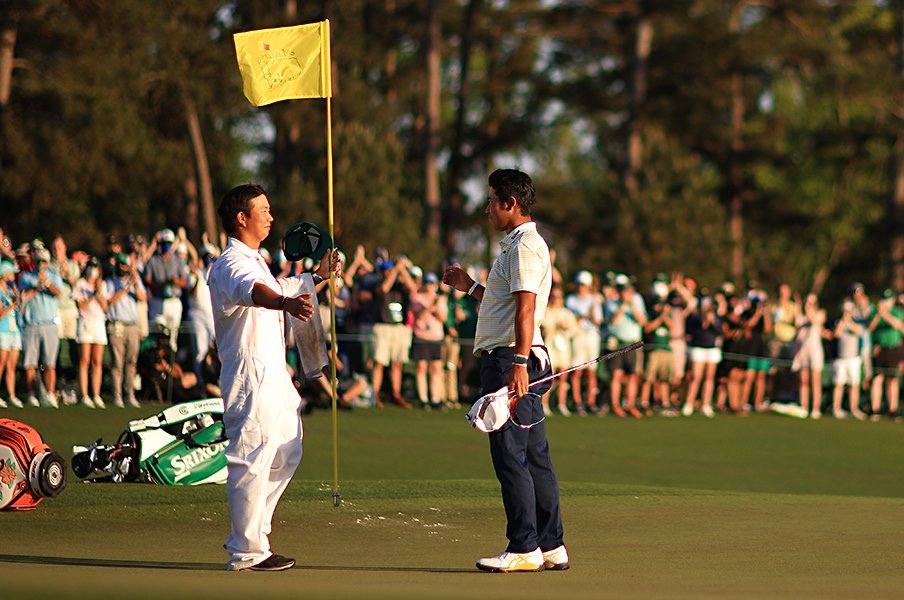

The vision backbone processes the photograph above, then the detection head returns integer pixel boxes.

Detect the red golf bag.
[0,418,67,510]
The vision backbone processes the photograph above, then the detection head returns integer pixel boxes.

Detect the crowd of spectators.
[1,224,903,421]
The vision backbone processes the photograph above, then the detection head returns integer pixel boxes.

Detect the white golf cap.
[466,388,511,433]
[575,270,593,286]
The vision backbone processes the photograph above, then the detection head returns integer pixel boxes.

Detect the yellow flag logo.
[233,20,332,106]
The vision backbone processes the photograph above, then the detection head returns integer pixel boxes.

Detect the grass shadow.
[0,554,477,574]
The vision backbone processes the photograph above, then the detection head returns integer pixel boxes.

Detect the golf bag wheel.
[28,451,67,498]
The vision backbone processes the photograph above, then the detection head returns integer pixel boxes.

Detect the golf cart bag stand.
[0,419,67,510]
[72,398,229,485]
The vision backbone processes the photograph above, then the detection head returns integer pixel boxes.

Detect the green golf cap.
[282,221,333,262]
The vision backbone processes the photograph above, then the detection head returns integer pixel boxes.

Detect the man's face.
[485,188,507,232]
[242,194,273,244]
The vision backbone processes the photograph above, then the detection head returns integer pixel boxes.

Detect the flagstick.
[325,95,341,508]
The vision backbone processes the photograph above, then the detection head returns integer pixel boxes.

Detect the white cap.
[409,266,423,279]
[575,270,593,286]
[159,229,176,243]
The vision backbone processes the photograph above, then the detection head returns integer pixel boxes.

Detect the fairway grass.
[2,406,903,599]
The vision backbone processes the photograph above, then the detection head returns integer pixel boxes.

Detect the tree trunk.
[0,24,16,173]
[890,0,904,291]
[182,89,217,242]
[444,0,480,255]
[728,2,747,281]
[625,5,652,196]
[424,0,442,242]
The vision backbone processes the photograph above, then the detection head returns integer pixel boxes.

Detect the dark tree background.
[1,0,902,301]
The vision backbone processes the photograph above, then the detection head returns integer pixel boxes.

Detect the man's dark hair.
[218,183,267,236]
[488,169,536,216]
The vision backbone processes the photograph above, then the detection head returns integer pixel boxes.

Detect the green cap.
[282,221,333,262]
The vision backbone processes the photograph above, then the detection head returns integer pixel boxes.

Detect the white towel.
[279,274,329,380]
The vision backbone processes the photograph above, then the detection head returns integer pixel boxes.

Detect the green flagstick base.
[332,491,341,507]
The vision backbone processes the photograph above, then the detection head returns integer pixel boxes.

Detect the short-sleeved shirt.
[18,268,63,325]
[104,276,145,323]
[687,313,723,348]
[833,320,861,359]
[474,221,551,355]
[71,278,107,323]
[565,293,603,334]
[604,295,646,343]
[143,253,189,299]
[0,287,18,334]
[873,306,904,349]
[643,301,671,351]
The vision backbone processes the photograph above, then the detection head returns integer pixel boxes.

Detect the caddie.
[208,183,338,572]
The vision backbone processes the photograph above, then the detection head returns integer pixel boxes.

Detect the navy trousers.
[480,346,564,553]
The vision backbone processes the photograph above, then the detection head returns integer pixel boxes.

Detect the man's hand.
[316,249,342,279]
[508,363,529,400]
[283,294,315,321]
[442,264,472,293]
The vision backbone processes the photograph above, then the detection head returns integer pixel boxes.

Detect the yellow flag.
[233,20,332,107]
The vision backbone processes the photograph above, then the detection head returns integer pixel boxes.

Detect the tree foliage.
[0,0,901,302]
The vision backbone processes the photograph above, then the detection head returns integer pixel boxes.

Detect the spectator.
[18,245,64,407]
[741,288,772,413]
[185,244,217,379]
[830,299,866,419]
[0,260,23,408]
[409,272,447,409]
[682,295,724,417]
[125,233,151,338]
[137,323,211,404]
[72,257,108,408]
[440,279,463,410]
[640,275,673,414]
[449,266,482,403]
[143,228,188,348]
[850,283,875,388]
[718,284,747,413]
[791,293,826,418]
[868,289,904,419]
[541,284,578,416]
[604,273,647,417]
[104,252,146,408]
[100,234,123,278]
[50,235,79,350]
[767,283,800,403]
[666,274,697,407]
[0,228,13,262]
[565,270,603,414]
[370,256,418,408]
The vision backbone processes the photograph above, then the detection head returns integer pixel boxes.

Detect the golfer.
[443,169,568,573]
[208,183,337,572]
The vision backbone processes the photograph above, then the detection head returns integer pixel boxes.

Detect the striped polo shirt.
[474,221,551,355]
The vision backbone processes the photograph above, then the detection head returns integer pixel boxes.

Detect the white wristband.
[467,281,480,297]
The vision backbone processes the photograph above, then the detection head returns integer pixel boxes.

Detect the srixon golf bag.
[72,398,228,485]
[0,419,67,510]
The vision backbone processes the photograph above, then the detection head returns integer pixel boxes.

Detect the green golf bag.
[72,398,228,485]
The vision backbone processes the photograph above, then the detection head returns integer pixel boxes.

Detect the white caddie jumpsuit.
[207,237,303,571]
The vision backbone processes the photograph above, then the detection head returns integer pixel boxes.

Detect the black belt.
[483,344,547,356]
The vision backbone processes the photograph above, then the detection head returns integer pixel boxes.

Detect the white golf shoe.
[542,545,570,570]
[476,548,544,573]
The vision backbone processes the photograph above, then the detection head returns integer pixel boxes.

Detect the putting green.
[2,405,903,599]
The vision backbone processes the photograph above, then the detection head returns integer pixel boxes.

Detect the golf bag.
[72,398,228,485]
[0,419,67,510]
